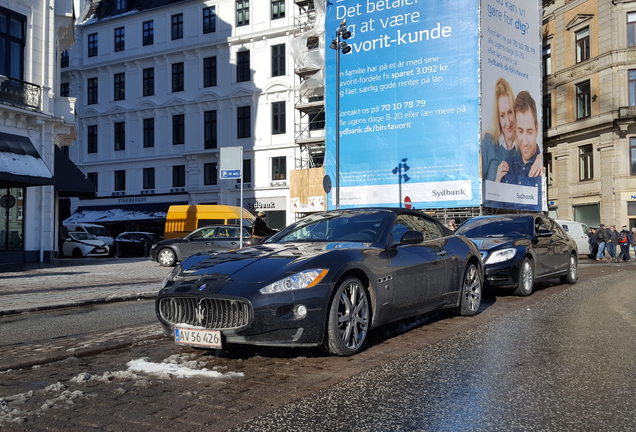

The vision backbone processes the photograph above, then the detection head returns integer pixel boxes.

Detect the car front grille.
[158,297,252,329]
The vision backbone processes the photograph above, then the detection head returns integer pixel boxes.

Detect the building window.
[309,111,325,130]
[116,0,126,11]
[171,13,183,40]
[87,77,98,105]
[114,170,126,191]
[272,156,286,181]
[172,62,184,92]
[579,144,593,181]
[203,56,217,87]
[237,106,251,138]
[271,0,285,19]
[87,33,98,57]
[542,44,551,76]
[203,6,216,33]
[204,110,217,149]
[629,70,636,106]
[172,165,185,188]
[272,101,286,134]
[243,159,252,183]
[543,95,551,130]
[307,37,319,50]
[142,67,154,96]
[114,27,125,52]
[631,137,636,175]
[575,27,590,63]
[271,44,285,77]
[204,162,217,185]
[87,172,98,192]
[60,82,69,97]
[87,125,98,154]
[0,8,26,79]
[143,167,155,189]
[114,122,125,151]
[576,80,591,119]
[113,72,125,101]
[628,12,636,47]
[545,153,553,186]
[173,114,185,145]
[60,50,69,68]
[143,118,154,148]
[236,0,249,26]
[142,20,153,46]
[236,50,250,82]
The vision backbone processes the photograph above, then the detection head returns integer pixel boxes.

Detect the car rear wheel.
[559,253,578,284]
[324,277,370,356]
[157,248,177,267]
[456,262,482,316]
[513,257,534,296]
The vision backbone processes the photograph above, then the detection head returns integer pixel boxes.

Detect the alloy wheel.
[337,280,369,350]
[463,264,482,313]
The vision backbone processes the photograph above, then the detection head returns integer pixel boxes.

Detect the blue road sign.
[220,169,241,179]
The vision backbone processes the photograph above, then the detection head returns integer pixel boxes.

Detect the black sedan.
[156,208,483,356]
[114,232,163,257]
[149,225,255,267]
[456,214,578,296]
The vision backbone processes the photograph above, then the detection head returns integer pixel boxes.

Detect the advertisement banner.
[325,0,481,209]
[480,0,544,211]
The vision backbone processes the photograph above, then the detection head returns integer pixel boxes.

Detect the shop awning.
[0,132,54,187]
[64,202,185,223]
[54,146,96,198]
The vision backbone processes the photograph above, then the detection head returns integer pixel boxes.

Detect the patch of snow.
[126,358,244,379]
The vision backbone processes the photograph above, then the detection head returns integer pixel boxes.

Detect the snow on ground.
[0,352,243,425]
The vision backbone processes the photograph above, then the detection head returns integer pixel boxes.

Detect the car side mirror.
[537,229,552,238]
[400,230,424,245]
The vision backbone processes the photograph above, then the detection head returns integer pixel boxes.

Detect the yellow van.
[163,205,255,239]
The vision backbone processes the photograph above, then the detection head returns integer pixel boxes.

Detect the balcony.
[0,76,41,111]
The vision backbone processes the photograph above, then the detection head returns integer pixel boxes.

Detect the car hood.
[174,241,370,283]
[467,236,530,250]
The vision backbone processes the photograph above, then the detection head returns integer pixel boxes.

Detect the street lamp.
[329,19,351,209]
[392,158,410,207]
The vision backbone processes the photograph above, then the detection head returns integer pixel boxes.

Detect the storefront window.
[0,187,25,251]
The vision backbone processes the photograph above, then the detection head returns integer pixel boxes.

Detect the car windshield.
[267,210,392,243]
[456,218,531,238]
[69,232,98,241]
[86,226,110,237]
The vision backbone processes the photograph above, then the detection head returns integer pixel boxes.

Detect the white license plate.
[95,248,106,253]
[174,327,222,349]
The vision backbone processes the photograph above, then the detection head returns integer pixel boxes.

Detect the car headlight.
[484,248,517,265]
[259,269,329,294]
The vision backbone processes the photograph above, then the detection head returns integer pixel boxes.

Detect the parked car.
[456,214,578,296]
[150,225,255,267]
[156,208,483,356]
[554,219,592,258]
[63,222,114,249]
[62,231,110,258]
[115,232,163,257]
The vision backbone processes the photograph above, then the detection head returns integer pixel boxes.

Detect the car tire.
[456,261,482,316]
[559,253,578,284]
[513,257,534,296]
[72,248,83,258]
[157,248,177,267]
[323,276,370,356]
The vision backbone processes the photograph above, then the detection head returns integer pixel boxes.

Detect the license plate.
[95,248,106,253]
[174,327,222,349]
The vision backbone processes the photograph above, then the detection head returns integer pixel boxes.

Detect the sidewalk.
[0,257,169,315]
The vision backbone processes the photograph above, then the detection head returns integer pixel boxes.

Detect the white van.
[63,222,115,248]
[555,219,591,257]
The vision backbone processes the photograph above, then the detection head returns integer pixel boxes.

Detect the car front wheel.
[456,262,482,316]
[559,253,578,284]
[324,277,370,356]
[513,257,534,296]
[157,248,177,267]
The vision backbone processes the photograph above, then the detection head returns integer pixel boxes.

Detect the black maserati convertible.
[156,208,483,356]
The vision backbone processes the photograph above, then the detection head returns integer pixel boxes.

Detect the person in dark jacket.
[607,225,619,262]
[617,225,631,262]
[252,212,277,238]
[632,227,636,259]
[595,224,609,261]
[587,227,598,258]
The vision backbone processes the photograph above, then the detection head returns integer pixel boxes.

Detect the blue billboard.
[325,0,481,209]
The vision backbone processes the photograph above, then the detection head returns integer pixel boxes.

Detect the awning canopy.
[64,202,184,224]
[0,132,54,187]
[54,146,96,198]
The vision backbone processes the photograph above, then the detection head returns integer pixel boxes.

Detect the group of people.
[588,224,636,262]
[482,78,543,187]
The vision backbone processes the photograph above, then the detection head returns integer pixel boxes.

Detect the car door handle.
[437,250,447,256]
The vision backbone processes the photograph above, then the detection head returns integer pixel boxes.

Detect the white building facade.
[0,0,78,265]
[63,0,299,232]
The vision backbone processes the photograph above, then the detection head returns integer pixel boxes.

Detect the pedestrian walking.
[596,224,609,261]
[632,227,636,259]
[587,227,598,258]
[607,225,619,262]
[617,226,631,262]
